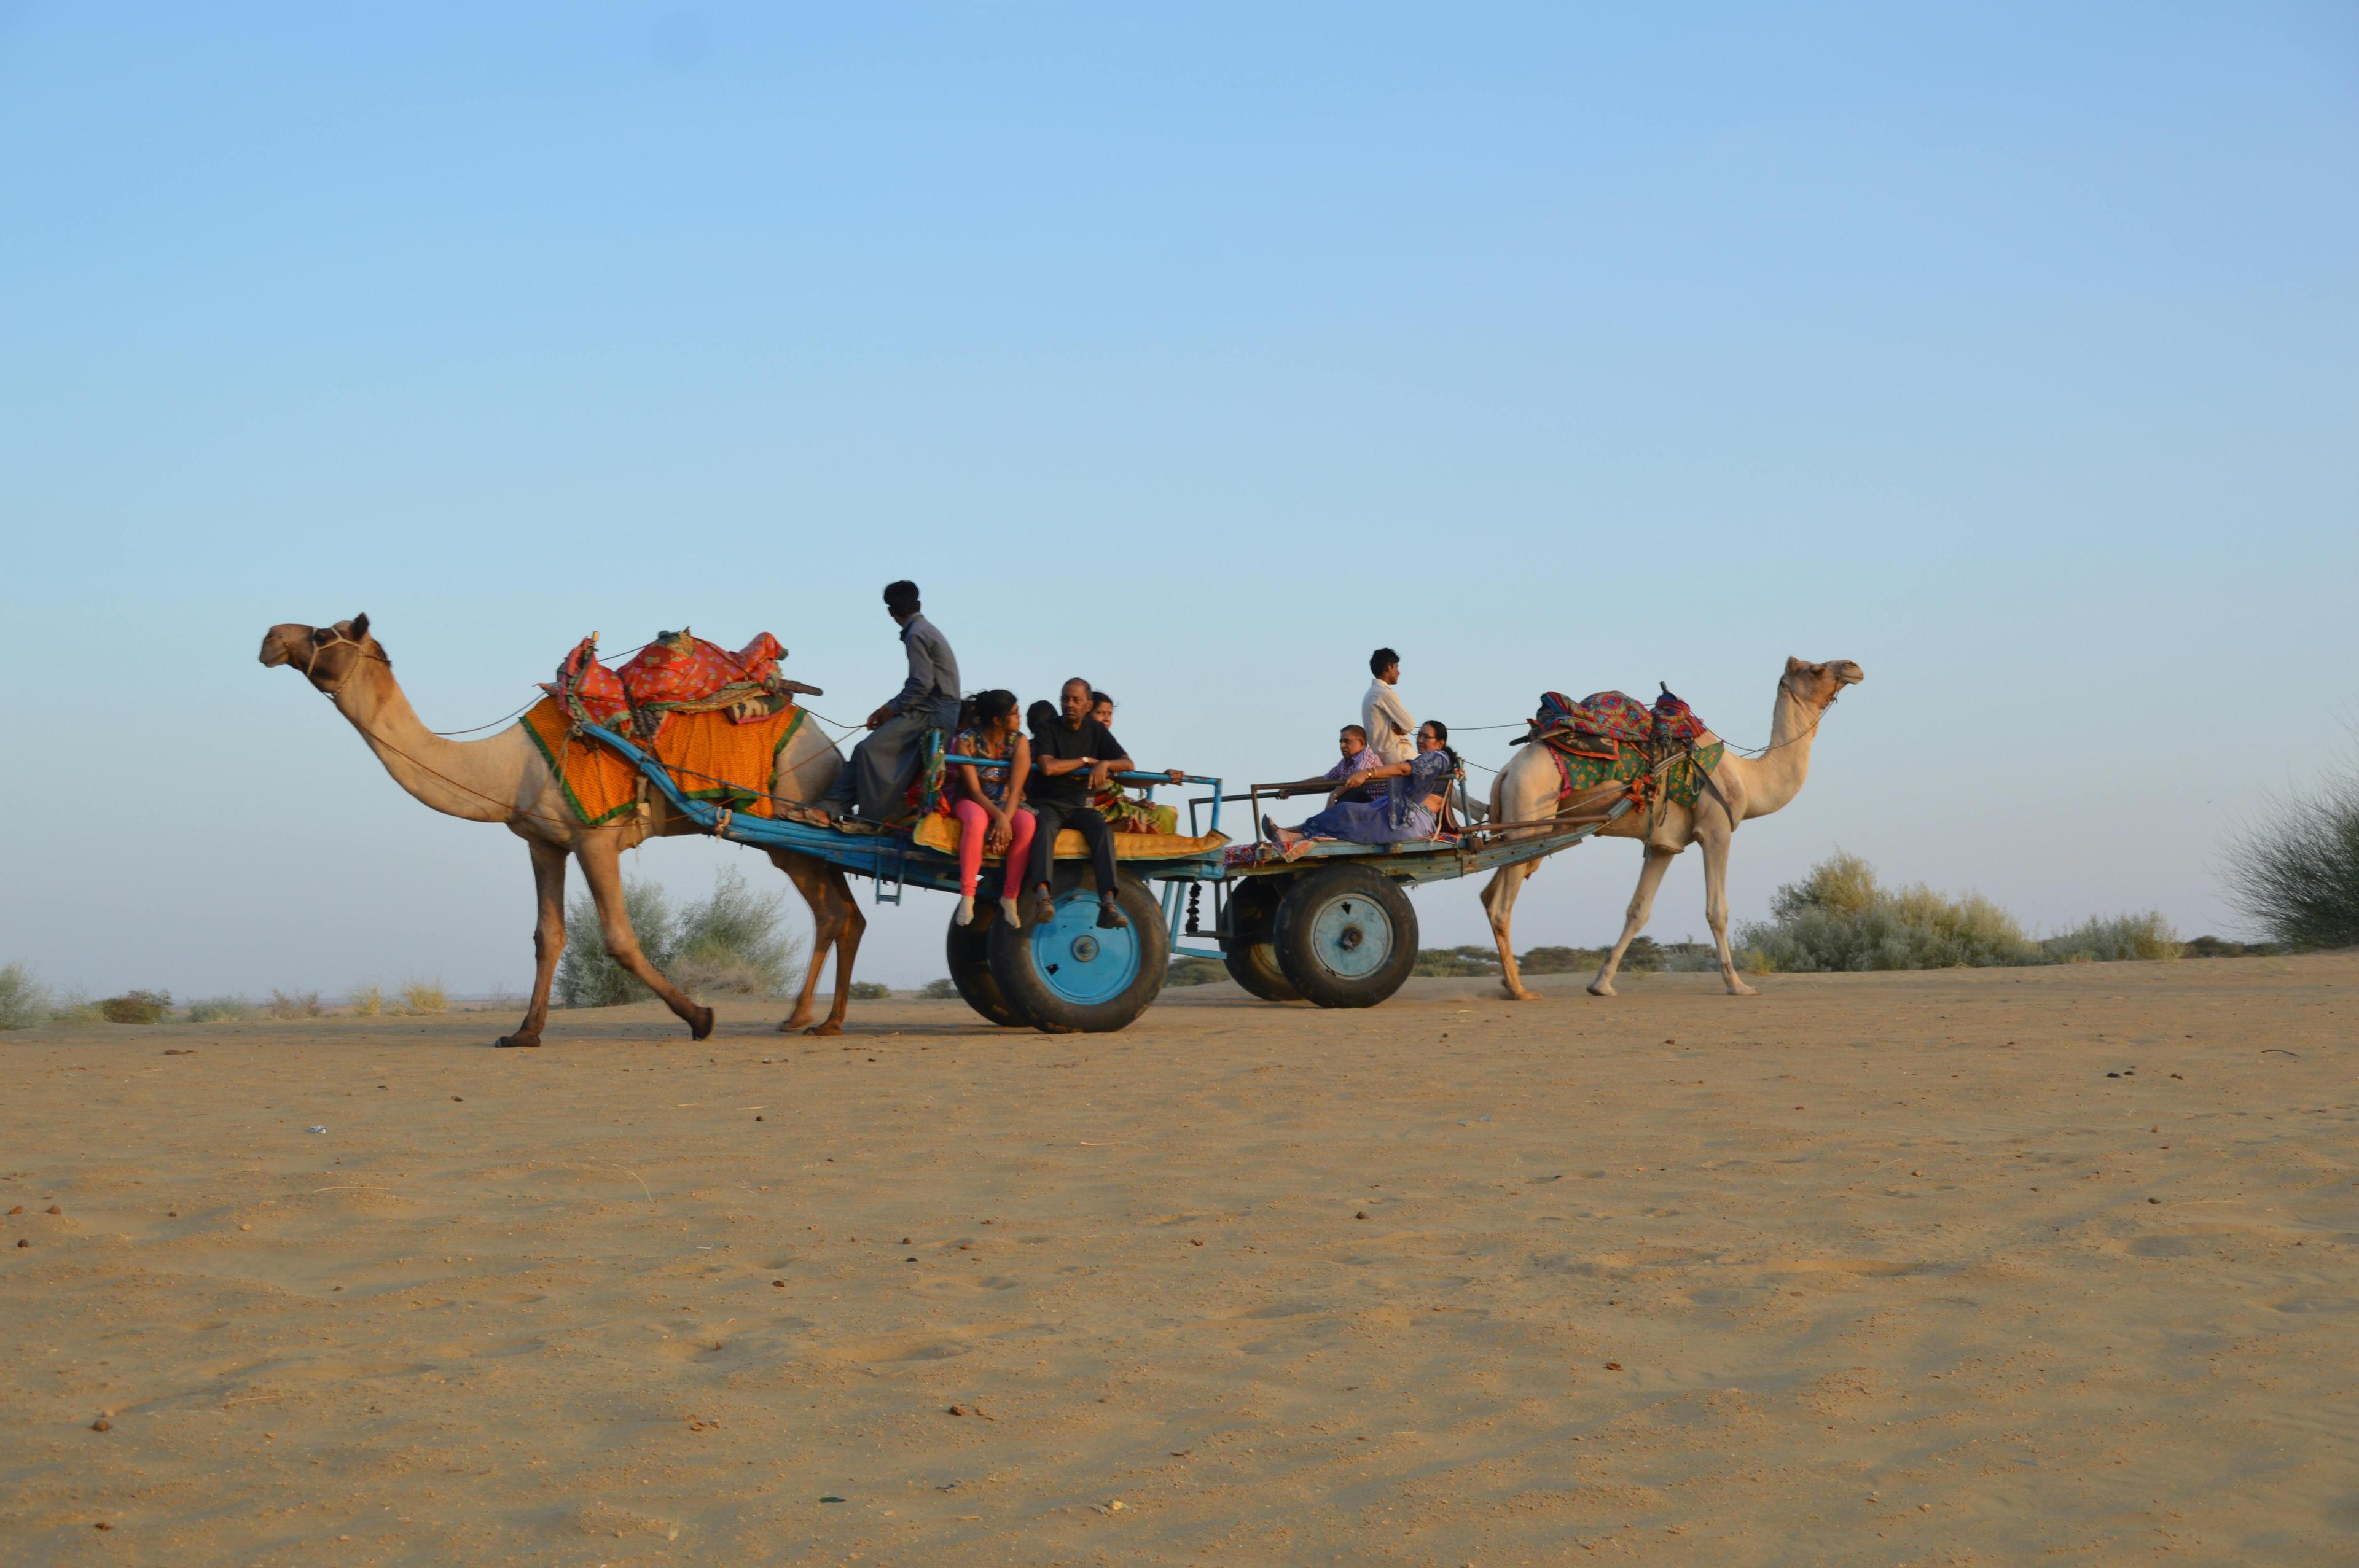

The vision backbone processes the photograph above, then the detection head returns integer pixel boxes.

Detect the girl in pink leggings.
[947,688,1036,927]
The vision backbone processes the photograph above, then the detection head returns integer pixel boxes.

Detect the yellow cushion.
[912,814,1228,862]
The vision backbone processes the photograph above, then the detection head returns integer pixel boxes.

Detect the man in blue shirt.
[816,580,960,824]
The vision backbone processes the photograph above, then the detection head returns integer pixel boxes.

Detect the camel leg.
[804,866,867,1036]
[1590,846,1676,997]
[1480,862,1541,1002]
[498,840,569,1048]
[573,837,714,1040]
[1697,827,1758,997]
[769,851,865,1036]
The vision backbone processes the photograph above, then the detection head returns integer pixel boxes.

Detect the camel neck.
[1741,684,1821,817]
[332,661,519,824]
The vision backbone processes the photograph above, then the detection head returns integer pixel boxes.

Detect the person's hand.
[1087,762,1114,789]
[985,818,1012,855]
[864,704,893,730]
[1163,769,1186,784]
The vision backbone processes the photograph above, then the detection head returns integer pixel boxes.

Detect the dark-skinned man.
[814,580,960,825]
[1024,676,1184,929]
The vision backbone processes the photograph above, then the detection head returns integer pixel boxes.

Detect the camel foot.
[1724,980,1761,997]
[803,1020,843,1037]
[1587,980,1618,998]
[495,1034,541,1048]
[1499,983,1540,1002]
[689,1005,716,1041]
[778,1012,813,1033]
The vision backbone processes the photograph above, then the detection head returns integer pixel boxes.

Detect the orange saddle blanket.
[523,697,807,827]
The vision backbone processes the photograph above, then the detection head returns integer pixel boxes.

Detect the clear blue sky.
[4,2,2354,996]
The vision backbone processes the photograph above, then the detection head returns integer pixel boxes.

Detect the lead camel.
[260,615,866,1045]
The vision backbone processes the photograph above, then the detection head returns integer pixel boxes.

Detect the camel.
[260,615,867,1047]
[1477,657,1864,1000]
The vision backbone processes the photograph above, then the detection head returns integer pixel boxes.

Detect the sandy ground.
[3,956,2355,1567]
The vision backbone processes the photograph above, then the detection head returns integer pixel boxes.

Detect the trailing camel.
[260,615,864,1045]
[1477,657,1864,1000]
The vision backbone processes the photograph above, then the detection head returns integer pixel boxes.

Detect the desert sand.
[4,954,2355,1566]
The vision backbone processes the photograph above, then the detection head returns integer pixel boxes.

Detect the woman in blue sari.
[1264,721,1458,859]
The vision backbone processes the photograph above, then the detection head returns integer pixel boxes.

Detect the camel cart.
[1172,779,1641,1010]
[574,721,1229,1033]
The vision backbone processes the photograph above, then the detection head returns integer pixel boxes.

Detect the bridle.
[303,626,391,694]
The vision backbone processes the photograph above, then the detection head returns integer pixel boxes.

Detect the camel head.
[259,614,390,694]
[1782,657,1864,711]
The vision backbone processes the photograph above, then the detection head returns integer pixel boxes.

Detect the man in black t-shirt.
[1025,677,1138,928]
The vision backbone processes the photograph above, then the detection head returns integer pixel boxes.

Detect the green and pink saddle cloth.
[1526,688,1724,809]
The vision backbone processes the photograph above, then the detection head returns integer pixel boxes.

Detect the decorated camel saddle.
[1519,686,1725,812]
[524,630,823,828]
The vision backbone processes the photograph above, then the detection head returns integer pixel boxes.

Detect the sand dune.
[4,956,2355,1564]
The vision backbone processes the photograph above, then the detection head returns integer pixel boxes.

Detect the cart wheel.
[1219,877,1301,1002]
[1272,864,1418,1009]
[987,870,1168,1033]
[945,900,1030,1028]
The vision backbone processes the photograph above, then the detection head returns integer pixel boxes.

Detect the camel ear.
[1785,655,1804,674]
[351,613,370,641]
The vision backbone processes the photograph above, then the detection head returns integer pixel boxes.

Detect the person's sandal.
[1096,901,1129,930]
[1028,890,1057,926]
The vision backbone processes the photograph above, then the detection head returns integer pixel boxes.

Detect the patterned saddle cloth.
[1528,688,1723,810]
[545,630,794,742]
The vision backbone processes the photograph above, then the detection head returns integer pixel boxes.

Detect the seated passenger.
[1025,679,1183,928]
[1263,721,1459,857]
[947,689,1036,928]
[1087,690,1180,834]
[1266,724,1382,806]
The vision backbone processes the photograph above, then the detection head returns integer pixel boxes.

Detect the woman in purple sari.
[1264,721,1458,858]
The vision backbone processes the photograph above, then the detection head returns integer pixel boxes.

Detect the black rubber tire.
[945,902,1030,1028]
[987,869,1169,1034]
[1271,864,1419,1009]
[1219,876,1301,1002]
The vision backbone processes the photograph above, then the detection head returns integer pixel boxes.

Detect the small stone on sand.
[92,1418,111,1431]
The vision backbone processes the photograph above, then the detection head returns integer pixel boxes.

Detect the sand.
[3,955,2355,1566]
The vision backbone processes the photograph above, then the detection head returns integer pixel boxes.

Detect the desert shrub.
[1516,945,1599,975]
[267,988,324,1020]
[672,868,804,997]
[2226,770,2359,951]
[2184,934,2282,958]
[557,876,676,1007]
[397,979,448,1015]
[2041,913,2181,964]
[920,978,959,999]
[1166,956,1227,986]
[1659,942,1723,972]
[847,980,891,1000]
[185,996,255,1023]
[0,963,49,1030]
[1740,851,2037,972]
[346,983,385,1016]
[100,990,173,1025]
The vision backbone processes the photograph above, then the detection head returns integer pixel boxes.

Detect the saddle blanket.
[544,630,790,741]
[523,696,808,827]
[1532,688,1722,809]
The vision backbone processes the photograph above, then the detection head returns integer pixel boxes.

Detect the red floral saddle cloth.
[545,630,791,743]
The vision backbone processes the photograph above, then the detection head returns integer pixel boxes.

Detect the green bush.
[0,963,48,1030]
[2041,913,2181,963]
[1739,852,2037,972]
[847,981,891,1000]
[100,990,173,1025]
[2227,770,2359,951]
[2183,935,2281,958]
[559,868,807,1006]
[186,996,256,1023]
[1166,956,1227,986]
[1413,946,1502,977]
[920,978,959,999]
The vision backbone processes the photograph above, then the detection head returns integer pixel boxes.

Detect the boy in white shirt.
[1361,647,1416,766]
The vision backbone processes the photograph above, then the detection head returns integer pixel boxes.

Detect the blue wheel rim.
[1305,892,1394,979]
[1027,890,1142,1005]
